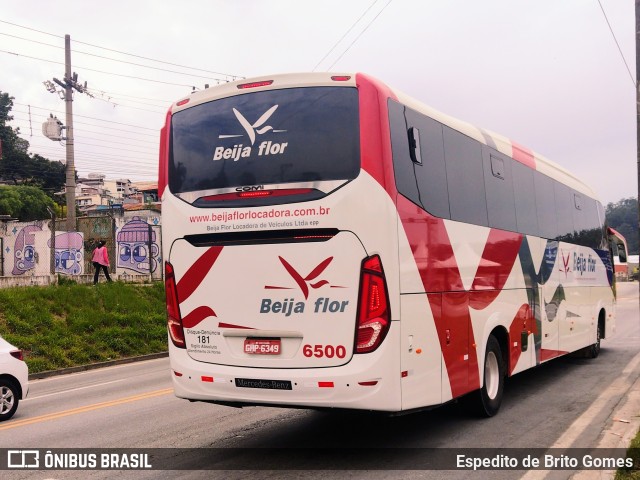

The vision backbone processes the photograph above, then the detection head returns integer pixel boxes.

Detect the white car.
[0,335,28,421]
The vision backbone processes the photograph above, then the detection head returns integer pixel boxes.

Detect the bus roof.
[170,72,600,202]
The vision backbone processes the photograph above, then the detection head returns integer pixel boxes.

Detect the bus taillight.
[165,261,186,348]
[237,80,274,89]
[355,255,390,354]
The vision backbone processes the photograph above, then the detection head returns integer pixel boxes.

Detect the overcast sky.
[0,0,635,204]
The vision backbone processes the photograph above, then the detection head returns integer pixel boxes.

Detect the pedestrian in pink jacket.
[92,240,112,284]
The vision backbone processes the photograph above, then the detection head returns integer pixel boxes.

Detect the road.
[1,283,638,480]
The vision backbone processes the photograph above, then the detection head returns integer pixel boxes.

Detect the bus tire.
[584,320,602,359]
[467,335,505,417]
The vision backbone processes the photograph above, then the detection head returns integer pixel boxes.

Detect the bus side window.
[597,202,608,250]
[534,172,558,240]
[406,109,451,220]
[512,161,538,236]
[483,148,516,232]
[573,194,602,249]
[554,182,575,242]
[443,126,488,227]
[388,99,421,208]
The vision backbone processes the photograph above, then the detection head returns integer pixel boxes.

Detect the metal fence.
[0,211,162,286]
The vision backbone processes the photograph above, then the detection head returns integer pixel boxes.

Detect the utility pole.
[636,1,639,306]
[46,35,90,232]
[63,35,75,233]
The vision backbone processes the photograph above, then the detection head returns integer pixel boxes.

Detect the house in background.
[67,174,157,216]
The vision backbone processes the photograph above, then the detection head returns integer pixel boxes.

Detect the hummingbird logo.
[265,256,344,299]
[559,250,571,278]
[218,105,286,145]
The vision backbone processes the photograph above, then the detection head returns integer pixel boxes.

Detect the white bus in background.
[159,73,617,416]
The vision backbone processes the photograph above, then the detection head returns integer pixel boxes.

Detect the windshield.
[169,86,360,193]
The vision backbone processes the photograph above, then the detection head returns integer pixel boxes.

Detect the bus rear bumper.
[169,340,401,412]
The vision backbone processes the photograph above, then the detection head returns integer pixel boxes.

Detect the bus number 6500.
[302,344,346,359]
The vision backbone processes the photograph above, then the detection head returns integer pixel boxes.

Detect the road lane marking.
[31,358,168,384]
[0,388,173,431]
[24,379,130,401]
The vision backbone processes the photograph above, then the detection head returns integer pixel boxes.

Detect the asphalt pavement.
[23,282,640,479]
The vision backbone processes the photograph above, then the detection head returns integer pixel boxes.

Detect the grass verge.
[0,281,166,373]
[616,427,640,479]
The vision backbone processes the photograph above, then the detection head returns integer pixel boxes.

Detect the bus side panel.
[560,285,593,354]
[399,293,443,409]
[396,202,444,410]
[396,195,536,405]
[470,287,537,378]
[594,285,616,339]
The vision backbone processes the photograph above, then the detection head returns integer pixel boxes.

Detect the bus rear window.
[169,87,360,193]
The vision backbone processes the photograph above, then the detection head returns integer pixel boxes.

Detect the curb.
[571,353,640,480]
[28,352,169,380]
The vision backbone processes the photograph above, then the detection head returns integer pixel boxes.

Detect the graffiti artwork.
[48,232,84,275]
[116,217,159,274]
[11,224,43,275]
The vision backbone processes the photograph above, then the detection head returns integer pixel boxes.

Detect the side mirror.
[617,242,627,263]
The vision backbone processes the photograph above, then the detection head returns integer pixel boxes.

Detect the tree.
[605,197,639,255]
[0,91,67,195]
[0,185,55,221]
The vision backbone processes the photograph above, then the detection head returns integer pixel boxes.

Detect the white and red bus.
[159,73,616,416]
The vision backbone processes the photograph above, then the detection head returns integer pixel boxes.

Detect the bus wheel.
[584,321,602,359]
[467,335,505,417]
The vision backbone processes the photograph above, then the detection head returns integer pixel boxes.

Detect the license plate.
[244,338,281,355]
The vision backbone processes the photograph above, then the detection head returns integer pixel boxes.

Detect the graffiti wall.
[77,216,115,275]
[0,210,162,281]
[48,231,85,275]
[115,215,162,281]
[3,221,51,277]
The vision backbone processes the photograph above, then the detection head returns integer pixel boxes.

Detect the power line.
[72,129,157,145]
[11,114,159,138]
[27,144,157,164]
[327,0,394,71]
[12,116,158,137]
[596,0,635,87]
[0,31,234,82]
[0,149,156,177]
[26,145,156,167]
[0,48,198,88]
[16,151,158,176]
[13,103,158,130]
[19,143,156,163]
[85,90,169,107]
[66,135,157,151]
[87,95,166,114]
[82,89,170,103]
[0,19,243,79]
[13,137,153,165]
[312,0,380,72]
[72,141,155,156]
